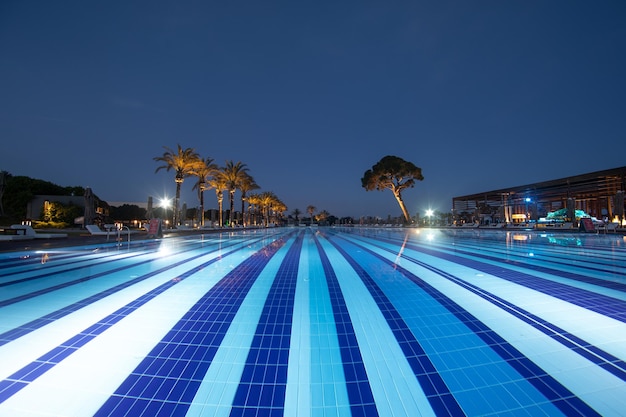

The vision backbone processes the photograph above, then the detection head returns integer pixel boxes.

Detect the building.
[452,166,626,225]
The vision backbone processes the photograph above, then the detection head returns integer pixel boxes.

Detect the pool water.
[0,227,625,416]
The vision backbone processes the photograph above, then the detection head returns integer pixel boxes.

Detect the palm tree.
[292,208,301,224]
[239,173,260,227]
[191,157,219,227]
[361,155,424,224]
[247,193,262,226]
[221,160,249,227]
[208,173,228,227]
[257,191,286,227]
[307,205,316,225]
[317,209,330,224]
[154,145,202,226]
[273,198,287,225]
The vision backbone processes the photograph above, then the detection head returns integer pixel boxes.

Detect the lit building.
[452,166,626,226]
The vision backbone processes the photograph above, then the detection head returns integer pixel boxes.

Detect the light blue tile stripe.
[93,231,294,416]
[0,239,243,345]
[304,231,350,417]
[337,230,601,417]
[284,231,312,417]
[317,234,436,417]
[336,232,564,416]
[186,233,296,417]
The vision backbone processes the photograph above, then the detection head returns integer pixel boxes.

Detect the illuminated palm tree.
[273,198,287,225]
[208,173,228,227]
[257,191,286,227]
[247,193,262,226]
[191,156,219,227]
[221,160,249,227]
[239,173,260,227]
[154,145,202,226]
[317,209,330,224]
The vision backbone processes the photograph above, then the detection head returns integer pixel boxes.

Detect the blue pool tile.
[0,380,27,402]
[1,228,625,416]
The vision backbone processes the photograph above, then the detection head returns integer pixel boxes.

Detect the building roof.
[453,166,626,207]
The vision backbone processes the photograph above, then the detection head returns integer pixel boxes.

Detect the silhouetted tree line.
[0,172,85,223]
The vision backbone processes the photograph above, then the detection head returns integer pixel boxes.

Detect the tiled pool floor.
[0,227,625,416]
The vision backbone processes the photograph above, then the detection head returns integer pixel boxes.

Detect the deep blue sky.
[1,1,625,219]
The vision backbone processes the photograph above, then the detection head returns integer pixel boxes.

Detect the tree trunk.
[241,194,246,227]
[217,191,223,227]
[200,190,205,227]
[394,190,411,223]
[174,181,182,226]
[229,190,235,227]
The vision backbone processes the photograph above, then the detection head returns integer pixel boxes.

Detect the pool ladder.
[112,226,131,246]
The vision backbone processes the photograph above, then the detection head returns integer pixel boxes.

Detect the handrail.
[120,226,131,246]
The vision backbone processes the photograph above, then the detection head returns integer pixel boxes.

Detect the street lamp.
[425,209,434,227]
[160,197,171,228]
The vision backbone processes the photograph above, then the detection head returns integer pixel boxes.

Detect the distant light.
[425,209,434,217]
[160,198,171,209]
[525,198,532,202]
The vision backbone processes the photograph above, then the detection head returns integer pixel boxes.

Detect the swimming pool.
[0,227,625,416]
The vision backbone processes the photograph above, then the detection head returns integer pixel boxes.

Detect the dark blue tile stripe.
[408,254,626,382]
[407,240,626,322]
[323,233,465,417]
[0,237,256,346]
[0,243,127,270]
[0,239,212,307]
[0,237,268,405]
[454,240,626,272]
[0,251,149,288]
[0,240,163,278]
[94,232,294,417]
[360,231,626,321]
[313,234,380,417]
[436,238,626,289]
[366,230,626,291]
[229,231,304,417]
[337,231,600,417]
[352,234,626,382]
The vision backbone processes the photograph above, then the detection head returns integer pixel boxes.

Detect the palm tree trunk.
[200,190,205,227]
[174,181,182,226]
[229,190,235,227]
[241,194,246,227]
[217,192,223,227]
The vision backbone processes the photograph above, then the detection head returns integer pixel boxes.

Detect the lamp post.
[160,198,171,229]
[426,209,434,227]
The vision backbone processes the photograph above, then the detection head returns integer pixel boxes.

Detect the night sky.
[1,1,625,219]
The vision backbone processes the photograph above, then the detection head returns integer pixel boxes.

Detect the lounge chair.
[602,222,619,233]
[10,224,67,239]
[86,224,118,236]
[480,223,505,229]
[0,226,33,241]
